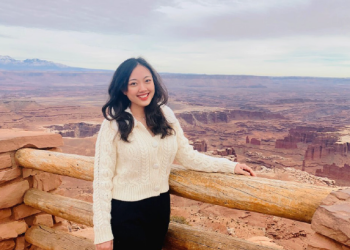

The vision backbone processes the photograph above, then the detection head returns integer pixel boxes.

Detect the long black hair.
[102,57,174,142]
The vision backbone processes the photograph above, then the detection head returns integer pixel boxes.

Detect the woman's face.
[124,64,155,109]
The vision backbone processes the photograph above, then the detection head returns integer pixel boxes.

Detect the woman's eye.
[146,79,152,83]
[129,82,137,86]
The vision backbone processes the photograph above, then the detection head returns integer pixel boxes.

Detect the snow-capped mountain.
[0,55,99,71]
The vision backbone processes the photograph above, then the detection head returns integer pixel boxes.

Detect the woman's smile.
[137,92,150,101]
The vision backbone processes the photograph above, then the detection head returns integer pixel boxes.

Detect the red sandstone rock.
[0,220,27,240]
[32,172,62,192]
[46,123,101,138]
[53,216,65,224]
[22,168,32,179]
[311,188,350,247]
[33,214,54,227]
[307,232,350,250]
[251,138,261,145]
[0,133,63,153]
[275,139,297,149]
[192,139,207,152]
[14,236,25,250]
[52,220,70,232]
[178,109,285,125]
[216,149,228,156]
[0,208,12,220]
[12,204,41,220]
[0,180,29,209]
[0,153,12,170]
[0,239,15,250]
[246,136,250,144]
[25,213,54,228]
[316,164,350,182]
[22,169,41,179]
[0,167,22,184]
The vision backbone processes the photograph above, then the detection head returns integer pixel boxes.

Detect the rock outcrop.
[190,139,207,152]
[178,109,285,125]
[45,122,101,138]
[207,147,237,162]
[316,164,350,182]
[275,139,297,149]
[250,138,261,145]
[310,188,350,249]
[275,126,338,150]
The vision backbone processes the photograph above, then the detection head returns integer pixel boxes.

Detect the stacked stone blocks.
[0,133,63,250]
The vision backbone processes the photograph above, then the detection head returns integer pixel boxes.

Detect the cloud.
[0,0,349,40]
[156,0,350,40]
[0,0,169,35]
[0,0,349,77]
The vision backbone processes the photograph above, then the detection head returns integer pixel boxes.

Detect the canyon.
[1,70,350,249]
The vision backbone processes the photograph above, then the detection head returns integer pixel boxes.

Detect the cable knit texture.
[93,105,237,244]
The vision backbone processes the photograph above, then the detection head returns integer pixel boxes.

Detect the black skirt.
[111,191,171,250]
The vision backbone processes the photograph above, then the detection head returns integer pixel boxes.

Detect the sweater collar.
[123,105,176,127]
[124,106,138,128]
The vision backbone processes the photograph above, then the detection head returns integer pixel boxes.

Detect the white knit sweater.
[93,105,237,244]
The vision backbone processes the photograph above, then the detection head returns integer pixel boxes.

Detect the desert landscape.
[1,69,350,249]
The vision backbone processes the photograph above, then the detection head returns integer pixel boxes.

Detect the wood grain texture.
[15,148,94,181]
[16,148,336,223]
[164,222,280,250]
[25,220,280,250]
[25,225,95,250]
[169,166,336,223]
[24,188,93,226]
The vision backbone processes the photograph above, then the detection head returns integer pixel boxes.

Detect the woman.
[93,57,256,250]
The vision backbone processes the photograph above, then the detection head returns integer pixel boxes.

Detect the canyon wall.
[315,164,350,181]
[275,126,349,160]
[178,109,285,125]
[45,123,101,138]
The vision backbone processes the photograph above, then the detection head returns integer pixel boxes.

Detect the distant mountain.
[0,55,110,71]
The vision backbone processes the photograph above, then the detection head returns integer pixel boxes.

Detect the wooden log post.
[164,222,280,250]
[169,166,335,223]
[24,192,281,250]
[25,222,280,250]
[25,225,95,250]
[24,189,93,226]
[16,148,336,223]
[15,148,94,181]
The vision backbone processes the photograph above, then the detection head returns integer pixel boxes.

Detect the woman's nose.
[139,82,147,91]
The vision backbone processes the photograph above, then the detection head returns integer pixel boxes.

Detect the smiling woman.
[92,57,256,250]
[123,65,155,112]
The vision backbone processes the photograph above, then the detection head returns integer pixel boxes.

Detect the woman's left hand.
[234,163,256,176]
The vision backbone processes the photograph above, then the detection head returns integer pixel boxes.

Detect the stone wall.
[0,132,64,250]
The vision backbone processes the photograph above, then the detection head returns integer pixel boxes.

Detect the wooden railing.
[15,148,336,250]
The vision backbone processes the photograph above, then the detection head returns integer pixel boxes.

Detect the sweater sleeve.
[162,105,237,174]
[93,119,117,244]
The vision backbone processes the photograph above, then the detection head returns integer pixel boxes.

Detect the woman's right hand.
[95,240,113,250]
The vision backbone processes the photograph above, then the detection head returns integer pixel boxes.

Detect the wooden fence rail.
[16,148,336,223]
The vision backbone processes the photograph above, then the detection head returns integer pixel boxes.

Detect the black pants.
[111,191,170,250]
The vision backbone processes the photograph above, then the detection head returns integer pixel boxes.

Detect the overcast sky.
[0,0,349,77]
